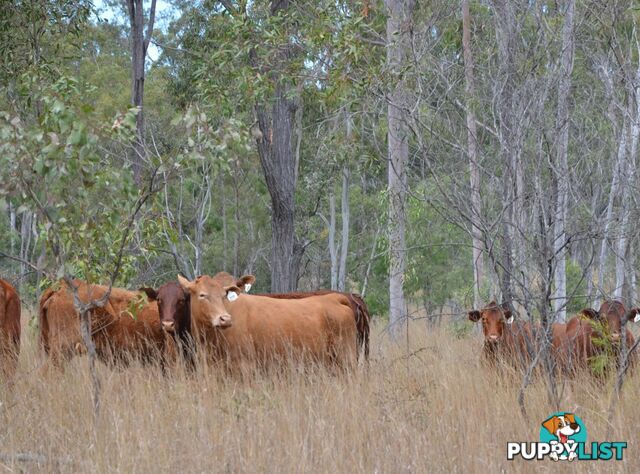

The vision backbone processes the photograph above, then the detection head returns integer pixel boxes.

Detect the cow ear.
[628,308,640,323]
[468,310,481,322]
[140,287,158,301]
[224,285,242,302]
[504,310,514,324]
[178,275,194,292]
[580,308,599,320]
[236,275,256,293]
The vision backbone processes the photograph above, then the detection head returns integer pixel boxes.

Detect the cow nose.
[611,332,621,341]
[489,335,499,341]
[162,321,175,332]
[213,313,232,328]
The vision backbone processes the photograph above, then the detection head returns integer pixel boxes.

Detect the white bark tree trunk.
[552,0,575,323]
[386,0,415,338]
[614,63,640,300]
[329,190,338,290]
[462,0,484,309]
[595,110,628,306]
[338,167,350,292]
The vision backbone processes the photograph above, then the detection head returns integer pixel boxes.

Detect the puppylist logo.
[507,412,627,461]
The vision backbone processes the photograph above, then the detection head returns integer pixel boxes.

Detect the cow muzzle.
[212,313,232,328]
[487,334,500,343]
[162,321,175,333]
[611,332,621,342]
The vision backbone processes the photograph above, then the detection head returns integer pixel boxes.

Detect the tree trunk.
[362,225,381,298]
[233,164,240,277]
[615,59,640,300]
[462,0,484,309]
[127,0,157,185]
[595,112,627,306]
[385,0,415,338]
[255,81,299,292]
[19,211,33,282]
[490,0,518,306]
[249,0,302,292]
[193,172,210,277]
[329,190,338,290]
[338,165,350,292]
[552,0,575,323]
[220,173,228,272]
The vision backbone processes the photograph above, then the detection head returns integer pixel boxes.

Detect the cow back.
[258,290,370,360]
[195,293,357,369]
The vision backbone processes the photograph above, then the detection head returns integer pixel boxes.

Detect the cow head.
[141,281,190,334]
[468,301,514,344]
[626,308,640,324]
[178,274,240,329]
[598,300,631,343]
[578,308,600,320]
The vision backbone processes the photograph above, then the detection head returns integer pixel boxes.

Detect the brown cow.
[211,272,371,360]
[468,301,534,366]
[141,272,256,368]
[141,280,195,368]
[0,278,21,378]
[565,301,639,375]
[39,280,167,369]
[178,274,357,370]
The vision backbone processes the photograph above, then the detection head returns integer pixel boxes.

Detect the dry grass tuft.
[1,315,639,473]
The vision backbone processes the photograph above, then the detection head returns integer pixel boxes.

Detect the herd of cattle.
[0,273,371,377]
[0,273,639,378]
[468,300,640,374]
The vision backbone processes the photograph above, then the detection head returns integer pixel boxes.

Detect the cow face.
[468,301,513,344]
[598,300,628,343]
[178,275,240,329]
[142,281,190,334]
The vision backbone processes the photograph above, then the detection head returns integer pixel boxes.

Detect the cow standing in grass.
[178,274,357,371]
[566,301,640,376]
[39,280,168,369]
[468,301,534,367]
[144,272,371,369]
[0,278,21,378]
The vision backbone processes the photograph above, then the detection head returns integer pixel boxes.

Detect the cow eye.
[199,293,207,299]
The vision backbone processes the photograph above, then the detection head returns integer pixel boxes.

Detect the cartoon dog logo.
[541,413,581,461]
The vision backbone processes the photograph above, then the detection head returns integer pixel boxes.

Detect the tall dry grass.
[1,314,639,473]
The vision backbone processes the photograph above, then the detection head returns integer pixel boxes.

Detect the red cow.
[144,273,372,367]
[39,280,168,369]
[566,301,639,375]
[178,274,357,370]
[468,301,534,366]
[0,279,21,378]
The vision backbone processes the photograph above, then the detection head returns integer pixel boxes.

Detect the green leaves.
[0,70,162,287]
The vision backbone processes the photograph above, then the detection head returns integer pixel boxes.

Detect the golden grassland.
[1,313,639,473]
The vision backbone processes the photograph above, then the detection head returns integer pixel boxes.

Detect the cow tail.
[351,294,371,361]
[38,287,56,355]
